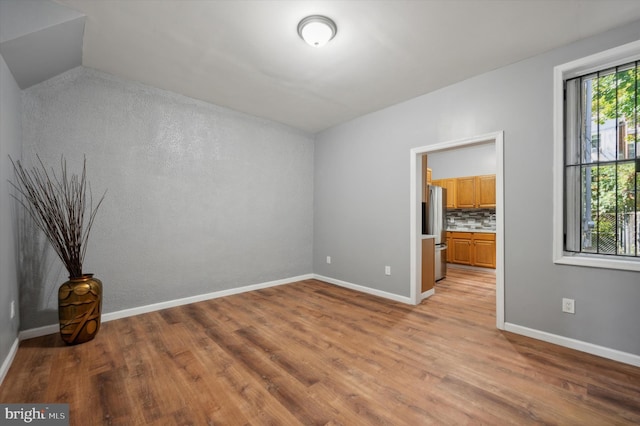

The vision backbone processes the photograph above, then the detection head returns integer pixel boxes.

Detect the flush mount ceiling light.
[297,15,337,47]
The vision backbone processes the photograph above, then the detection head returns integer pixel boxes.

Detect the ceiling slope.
[27,1,640,132]
[0,0,84,89]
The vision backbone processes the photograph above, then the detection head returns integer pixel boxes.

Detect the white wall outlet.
[10,300,15,319]
[562,298,575,314]
[326,256,331,264]
[385,266,391,276]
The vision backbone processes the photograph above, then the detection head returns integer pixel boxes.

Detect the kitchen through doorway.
[409,131,504,329]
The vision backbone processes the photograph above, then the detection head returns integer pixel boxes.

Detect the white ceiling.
[55,0,640,133]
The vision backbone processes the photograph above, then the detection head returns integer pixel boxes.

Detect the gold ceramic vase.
[58,274,102,345]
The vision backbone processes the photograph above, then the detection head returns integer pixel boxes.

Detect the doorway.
[409,131,504,330]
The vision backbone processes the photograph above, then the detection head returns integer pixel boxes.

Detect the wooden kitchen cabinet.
[432,178,456,208]
[423,167,433,201]
[476,174,496,208]
[455,174,496,208]
[432,174,494,209]
[450,232,473,265]
[455,176,476,208]
[447,231,496,269]
[472,233,496,268]
[421,156,432,201]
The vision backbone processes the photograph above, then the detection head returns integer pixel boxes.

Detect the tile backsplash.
[446,208,496,231]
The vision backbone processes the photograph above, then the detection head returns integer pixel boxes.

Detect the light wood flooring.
[2,267,640,425]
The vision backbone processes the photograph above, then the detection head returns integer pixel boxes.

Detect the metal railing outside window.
[564,61,639,258]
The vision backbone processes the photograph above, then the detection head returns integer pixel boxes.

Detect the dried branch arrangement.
[9,155,106,278]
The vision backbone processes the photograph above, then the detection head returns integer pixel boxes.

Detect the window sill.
[555,253,640,272]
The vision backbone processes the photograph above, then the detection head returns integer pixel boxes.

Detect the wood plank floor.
[2,267,640,425]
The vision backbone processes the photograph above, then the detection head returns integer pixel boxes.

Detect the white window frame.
[553,39,640,272]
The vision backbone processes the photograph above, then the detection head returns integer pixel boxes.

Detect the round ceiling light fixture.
[297,15,337,47]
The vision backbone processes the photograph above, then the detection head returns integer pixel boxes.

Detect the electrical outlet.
[10,300,15,319]
[385,266,391,276]
[562,298,575,314]
[326,256,331,264]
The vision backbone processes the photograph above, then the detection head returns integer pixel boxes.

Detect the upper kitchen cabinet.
[421,156,432,202]
[428,142,496,208]
[455,177,476,208]
[475,174,496,208]
[431,178,456,208]
[453,174,496,208]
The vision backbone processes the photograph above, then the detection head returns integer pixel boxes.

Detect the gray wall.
[0,53,22,367]
[314,21,640,356]
[20,67,314,329]
[428,142,496,179]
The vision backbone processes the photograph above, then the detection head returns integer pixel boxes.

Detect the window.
[554,40,640,271]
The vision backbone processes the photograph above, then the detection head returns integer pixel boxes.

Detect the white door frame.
[409,131,505,330]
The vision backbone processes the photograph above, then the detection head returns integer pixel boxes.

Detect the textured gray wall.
[0,53,22,365]
[314,21,640,356]
[20,67,314,330]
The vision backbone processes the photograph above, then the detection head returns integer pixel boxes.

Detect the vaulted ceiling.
[6,1,640,133]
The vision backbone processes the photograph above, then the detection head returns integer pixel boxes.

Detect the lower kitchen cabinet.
[472,233,496,268]
[450,232,473,265]
[448,231,496,269]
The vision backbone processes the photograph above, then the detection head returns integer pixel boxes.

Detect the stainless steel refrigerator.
[423,185,447,281]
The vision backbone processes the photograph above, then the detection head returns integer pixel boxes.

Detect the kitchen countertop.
[446,228,496,233]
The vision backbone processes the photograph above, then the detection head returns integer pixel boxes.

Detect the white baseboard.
[0,337,19,386]
[312,274,413,304]
[309,276,640,367]
[504,322,640,368]
[102,273,314,322]
[420,288,435,301]
[2,275,409,387]
[18,274,314,341]
[9,276,639,379]
[19,324,59,341]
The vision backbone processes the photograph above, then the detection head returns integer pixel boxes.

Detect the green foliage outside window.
[586,65,638,255]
